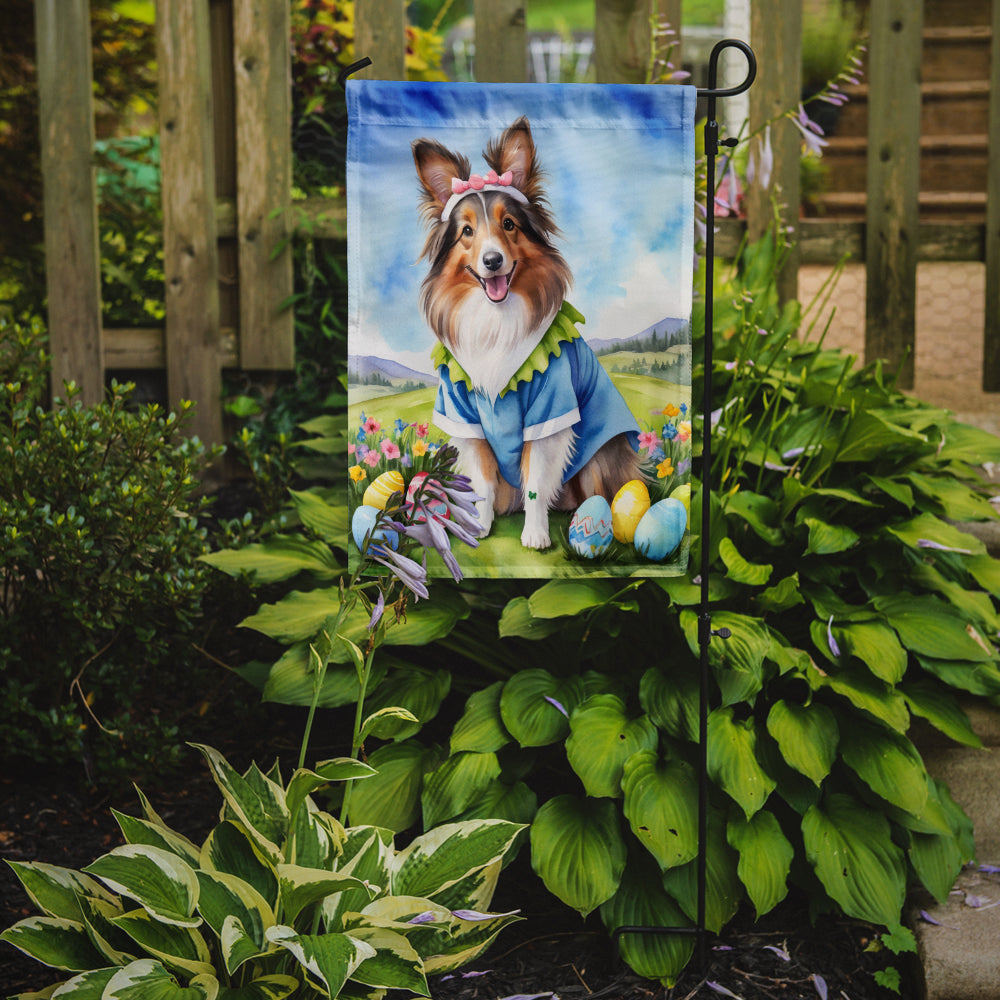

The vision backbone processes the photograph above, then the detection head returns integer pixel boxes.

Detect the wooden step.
[813,190,987,222]
[922,0,992,28]
[822,134,989,193]
[830,80,991,138]
[922,25,993,83]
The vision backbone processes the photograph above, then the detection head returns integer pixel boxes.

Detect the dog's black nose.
[482,251,504,272]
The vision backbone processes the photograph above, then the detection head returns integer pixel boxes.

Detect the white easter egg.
[611,479,651,543]
[351,504,399,554]
[362,470,404,511]
[568,495,614,558]
[634,497,688,561]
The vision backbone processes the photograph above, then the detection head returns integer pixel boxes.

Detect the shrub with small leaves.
[0,317,220,783]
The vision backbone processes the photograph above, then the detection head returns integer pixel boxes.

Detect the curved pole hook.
[697,38,756,99]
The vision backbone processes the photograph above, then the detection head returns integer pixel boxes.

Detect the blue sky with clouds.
[347,81,696,375]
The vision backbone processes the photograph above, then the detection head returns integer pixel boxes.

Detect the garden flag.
[347,81,696,579]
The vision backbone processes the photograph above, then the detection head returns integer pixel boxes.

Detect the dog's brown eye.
[462,224,474,238]
[503,217,516,231]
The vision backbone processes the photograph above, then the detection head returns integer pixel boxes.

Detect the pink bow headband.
[441,169,529,221]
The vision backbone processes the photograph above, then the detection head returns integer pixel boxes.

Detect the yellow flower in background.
[349,465,366,482]
[413,440,429,457]
[663,403,680,417]
[656,457,675,478]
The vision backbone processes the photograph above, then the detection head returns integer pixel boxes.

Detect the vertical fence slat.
[594,0,654,83]
[233,0,294,369]
[355,0,406,80]
[34,0,103,405]
[157,0,223,444]
[983,0,1000,390]
[474,0,527,82]
[865,0,923,389]
[747,0,801,304]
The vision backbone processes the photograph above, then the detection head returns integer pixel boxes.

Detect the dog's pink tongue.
[484,273,510,302]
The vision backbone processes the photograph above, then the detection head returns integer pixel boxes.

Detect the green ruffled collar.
[430,301,585,399]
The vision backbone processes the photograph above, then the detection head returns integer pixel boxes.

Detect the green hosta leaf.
[499,670,584,747]
[527,579,618,618]
[423,906,522,975]
[724,490,784,545]
[886,512,985,557]
[530,795,626,917]
[803,517,859,556]
[265,926,375,997]
[195,871,273,974]
[36,966,118,998]
[901,680,982,748]
[0,916,107,971]
[599,853,694,987]
[359,706,421,742]
[718,537,772,586]
[865,474,914,509]
[874,594,995,662]
[661,811,741,933]
[260,643,387,709]
[322,829,393,931]
[680,610,770,706]
[277,865,374,925]
[908,783,968,906]
[755,573,805,614]
[835,621,907,684]
[421,751,502,828]
[916,655,1000,697]
[621,751,699,871]
[83,846,200,928]
[911,562,1000,633]
[453,779,538,827]
[835,409,927,463]
[802,793,906,926]
[967,553,1000,597]
[103,959,218,999]
[336,593,469,653]
[77,894,135,966]
[566,695,658,798]
[363,667,451,740]
[346,926,428,994]
[285,759,376,822]
[200,822,278,910]
[639,665,699,742]
[111,908,214,978]
[839,718,929,817]
[200,536,341,583]
[450,682,511,754]
[707,708,776,818]
[216,975,299,1000]
[112,812,201,868]
[4,862,118,923]
[191,746,287,863]
[498,596,563,639]
[765,700,838,786]
[906,472,998,522]
[347,740,442,832]
[936,421,1000,465]
[727,811,793,918]
[810,662,910,732]
[288,488,349,543]
[392,820,524,901]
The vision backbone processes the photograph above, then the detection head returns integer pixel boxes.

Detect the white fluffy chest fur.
[448,297,558,402]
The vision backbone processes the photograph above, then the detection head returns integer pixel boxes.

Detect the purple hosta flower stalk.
[790,103,829,157]
[370,545,429,600]
[827,615,842,658]
[746,124,774,191]
[811,974,828,1000]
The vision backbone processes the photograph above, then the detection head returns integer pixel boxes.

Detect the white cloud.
[588,251,690,341]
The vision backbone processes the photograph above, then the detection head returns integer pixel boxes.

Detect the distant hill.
[589,317,689,355]
[348,355,437,389]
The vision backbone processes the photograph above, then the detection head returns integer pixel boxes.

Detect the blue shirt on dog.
[431,304,639,489]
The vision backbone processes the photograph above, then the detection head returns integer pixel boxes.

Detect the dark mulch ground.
[1,739,915,1000]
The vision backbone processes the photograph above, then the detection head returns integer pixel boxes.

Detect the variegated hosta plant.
[1,744,523,1000]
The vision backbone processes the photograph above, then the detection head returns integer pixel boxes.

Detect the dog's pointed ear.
[485,116,538,196]
[413,139,470,219]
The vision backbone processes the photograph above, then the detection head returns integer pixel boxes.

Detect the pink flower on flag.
[363,416,381,435]
[363,450,381,467]
[381,439,401,459]
[638,430,660,451]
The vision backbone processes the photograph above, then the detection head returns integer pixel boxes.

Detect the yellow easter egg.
[670,483,691,514]
[611,479,650,543]
[363,469,405,511]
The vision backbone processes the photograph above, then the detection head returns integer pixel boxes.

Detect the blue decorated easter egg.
[611,479,651,543]
[634,497,688,561]
[352,504,399,554]
[568,495,614,558]
[362,470,404,511]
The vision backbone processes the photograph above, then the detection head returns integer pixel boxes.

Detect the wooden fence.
[34,0,1000,445]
